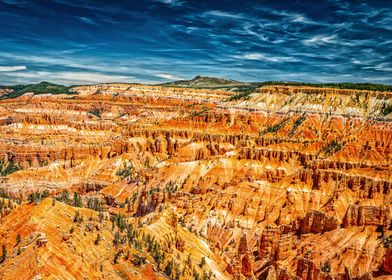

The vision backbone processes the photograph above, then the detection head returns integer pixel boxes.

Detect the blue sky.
[0,0,391,85]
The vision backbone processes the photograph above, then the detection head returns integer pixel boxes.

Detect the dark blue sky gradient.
[0,0,391,85]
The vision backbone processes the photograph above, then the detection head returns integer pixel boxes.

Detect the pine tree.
[186,254,192,266]
[73,192,82,208]
[73,211,80,223]
[164,259,173,278]
[113,252,121,264]
[113,231,120,247]
[0,244,7,263]
[2,244,6,258]
[199,256,206,268]
[95,233,101,245]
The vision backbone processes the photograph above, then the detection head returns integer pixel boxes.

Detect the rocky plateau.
[0,83,391,280]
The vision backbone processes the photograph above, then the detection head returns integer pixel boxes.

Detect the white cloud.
[154,0,184,7]
[203,10,245,19]
[272,10,319,25]
[155,73,184,80]
[303,34,337,46]
[240,23,269,42]
[0,65,26,72]
[235,53,299,63]
[2,71,135,85]
[0,53,131,73]
[362,63,392,72]
[291,15,317,25]
[351,58,361,64]
[78,17,97,25]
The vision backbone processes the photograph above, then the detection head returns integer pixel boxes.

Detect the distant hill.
[159,76,392,93]
[159,75,247,88]
[0,81,72,99]
[1,78,391,100]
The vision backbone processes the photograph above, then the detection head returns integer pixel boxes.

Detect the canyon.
[0,83,391,280]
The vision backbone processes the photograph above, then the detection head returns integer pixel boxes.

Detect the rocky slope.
[0,84,391,280]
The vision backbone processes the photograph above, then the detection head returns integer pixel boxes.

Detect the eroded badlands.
[0,84,391,280]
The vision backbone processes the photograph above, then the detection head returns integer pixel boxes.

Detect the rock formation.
[0,84,391,279]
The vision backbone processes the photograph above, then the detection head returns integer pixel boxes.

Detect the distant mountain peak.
[159,75,246,88]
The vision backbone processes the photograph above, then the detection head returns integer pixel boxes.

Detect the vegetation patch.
[288,115,306,137]
[88,107,104,118]
[259,118,289,136]
[0,81,73,99]
[28,190,50,204]
[321,260,331,273]
[253,81,392,91]
[191,108,209,117]
[383,235,392,248]
[227,91,252,101]
[323,140,343,155]
[116,161,134,179]
[381,104,392,116]
[0,159,21,176]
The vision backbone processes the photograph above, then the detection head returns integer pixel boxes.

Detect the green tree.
[0,244,7,263]
[186,254,192,266]
[113,251,121,264]
[73,211,80,223]
[199,256,206,268]
[98,211,104,223]
[321,261,331,273]
[113,231,120,247]
[164,259,173,278]
[73,192,82,208]
[132,254,147,266]
[95,233,101,245]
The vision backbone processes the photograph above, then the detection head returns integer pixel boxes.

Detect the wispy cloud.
[0,65,26,71]
[2,70,135,85]
[77,17,97,25]
[0,53,130,74]
[153,0,185,7]
[241,23,269,42]
[291,15,317,25]
[362,63,392,72]
[234,53,299,63]
[155,73,184,80]
[203,10,245,19]
[271,9,319,25]
[303,34,338,46]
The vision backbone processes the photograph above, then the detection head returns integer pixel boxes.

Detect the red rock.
[383,248,392,274]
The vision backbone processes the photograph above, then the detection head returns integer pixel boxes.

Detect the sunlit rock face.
[0,84,391,280]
